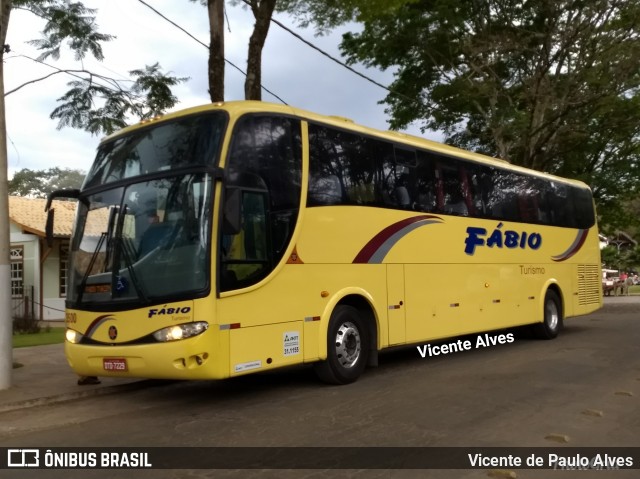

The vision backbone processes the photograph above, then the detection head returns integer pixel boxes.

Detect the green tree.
[289,0,640,227]
[9,167,85,198]
[5,0,187,135]
[600,245,621,269]
[601,243,640,271]
[625,245,640,272]
[278,0,413,34]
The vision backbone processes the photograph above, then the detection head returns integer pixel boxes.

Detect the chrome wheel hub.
[546,300,559,331]
[334,321,361,369]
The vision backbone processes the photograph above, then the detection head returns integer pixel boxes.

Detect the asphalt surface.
[1,340,145,414]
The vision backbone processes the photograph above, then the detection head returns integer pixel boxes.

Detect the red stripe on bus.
[353,215,441,264]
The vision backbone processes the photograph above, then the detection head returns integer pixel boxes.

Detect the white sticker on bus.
[234,360,262,373]
[283,331,300,356]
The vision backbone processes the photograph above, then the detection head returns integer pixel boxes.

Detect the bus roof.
[101,100,590,190]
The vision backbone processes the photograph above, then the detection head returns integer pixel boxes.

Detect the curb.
[0,380,154,414]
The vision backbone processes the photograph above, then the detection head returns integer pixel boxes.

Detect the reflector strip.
[388,305,401,310]
[304,316,321,322]
[219,323,241,330]
[450,303,460,308]
[492,299,501,303]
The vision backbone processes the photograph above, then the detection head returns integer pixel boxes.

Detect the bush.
[12,313,41,334]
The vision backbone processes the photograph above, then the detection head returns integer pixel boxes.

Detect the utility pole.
[0,0,13,390]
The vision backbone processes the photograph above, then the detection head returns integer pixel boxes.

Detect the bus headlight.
[152,322,209,342]
[66,329,83,344]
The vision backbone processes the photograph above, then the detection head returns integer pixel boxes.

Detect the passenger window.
[393,147,417,209]
[414,151,437,213]
[307,123,595,229]
[438,163,469,216]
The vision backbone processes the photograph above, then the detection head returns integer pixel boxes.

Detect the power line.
[137,0,420,110]
[270,17,388,90]
[136,0,288,105]
[266,14,420,108]
[137,0,209,50]
[234,0,420,108]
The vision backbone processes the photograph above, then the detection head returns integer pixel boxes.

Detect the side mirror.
[45,209,55,248]
[45,189,81,247]
[45,188,80,212]
[222,188,242,235]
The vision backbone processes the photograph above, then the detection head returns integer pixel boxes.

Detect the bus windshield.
[67,113,226,308]
[83,113,225,188]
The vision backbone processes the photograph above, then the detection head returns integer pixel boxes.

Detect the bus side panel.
[303,318,320,361]
[229,321,304,376]
[387,264,406,345]
[217,264,388,366]
[404,263,538,343]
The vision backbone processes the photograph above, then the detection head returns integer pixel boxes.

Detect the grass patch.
[629,285,640,295]
[13,328,65,348]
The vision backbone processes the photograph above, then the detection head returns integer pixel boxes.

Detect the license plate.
[103,358,128,372]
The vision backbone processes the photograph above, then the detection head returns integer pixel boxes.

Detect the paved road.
[1,296,639,479]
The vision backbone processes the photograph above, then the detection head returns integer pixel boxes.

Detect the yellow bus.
[47,101,602,385]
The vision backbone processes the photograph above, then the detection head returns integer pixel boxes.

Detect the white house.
[9,195,76,321]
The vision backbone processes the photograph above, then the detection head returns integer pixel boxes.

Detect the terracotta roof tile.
[9,196,76,237]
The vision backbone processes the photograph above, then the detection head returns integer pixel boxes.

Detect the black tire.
[314,305,369,385]
[533,289,563,339]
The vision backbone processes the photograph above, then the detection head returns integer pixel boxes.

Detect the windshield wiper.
[118,234,148,302]
[77,232,107,304]
[77,206,117,303]
[111,204,149,302]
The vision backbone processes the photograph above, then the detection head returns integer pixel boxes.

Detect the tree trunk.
[208,0,224,102]
[245,0,277,100]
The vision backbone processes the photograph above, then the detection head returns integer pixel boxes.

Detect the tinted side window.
[414,151,437,212]
[308,124,404,209]
[308,126,354,205]
[572,187,596,228]
[436,161,470,216]
[221,115,302,291]
[547,182,575,227]
[227,116,302,212]
[307,123,595,229]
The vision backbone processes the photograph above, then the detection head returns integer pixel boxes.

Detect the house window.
[59,240,69,297]
[10,246,24,298]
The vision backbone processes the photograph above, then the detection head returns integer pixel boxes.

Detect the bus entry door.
[387,264,406,345]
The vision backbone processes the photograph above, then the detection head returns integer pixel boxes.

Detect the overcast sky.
[4,0,436,179]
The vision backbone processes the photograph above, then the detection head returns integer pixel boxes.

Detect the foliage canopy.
[5,1,187,135]
[292,0,640,227]
[9,167,85,198]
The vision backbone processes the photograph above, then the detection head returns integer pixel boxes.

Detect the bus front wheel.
[533,289,563,339]
[314,305,369,385]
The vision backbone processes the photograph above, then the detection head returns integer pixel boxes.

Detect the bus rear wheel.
[533,289,563,339]
[314,305,369,385]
